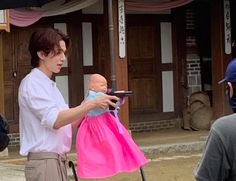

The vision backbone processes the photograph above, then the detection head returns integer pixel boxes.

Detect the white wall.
[54,23,69,104]
[160,22,174,112]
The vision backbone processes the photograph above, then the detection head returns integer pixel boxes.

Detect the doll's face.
[89,74,108,93]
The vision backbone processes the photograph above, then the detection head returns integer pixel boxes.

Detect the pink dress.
[76,91,148,179]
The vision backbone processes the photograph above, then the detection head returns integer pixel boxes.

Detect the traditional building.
[0,0,234,146]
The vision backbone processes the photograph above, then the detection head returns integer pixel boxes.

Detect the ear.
[37,51,46,60]
[227,82,234,98]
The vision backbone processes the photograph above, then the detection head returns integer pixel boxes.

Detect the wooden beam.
[108,0,117,90]
[67,19,84,107]
[172,7,187,116]
[0,32,4,114]
[211,0,232,119]
[107,0,129,128]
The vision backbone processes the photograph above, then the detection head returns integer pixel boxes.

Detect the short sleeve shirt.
[194,114,236,181]
[18,68,72,156]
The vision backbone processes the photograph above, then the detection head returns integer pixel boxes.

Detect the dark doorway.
[196,1,212,105]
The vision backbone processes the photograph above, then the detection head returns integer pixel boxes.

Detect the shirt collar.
[32,68,55,86]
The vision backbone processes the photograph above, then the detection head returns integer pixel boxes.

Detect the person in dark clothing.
[0,114,9,152]
[194,58,236,181]
[218,59,236,112]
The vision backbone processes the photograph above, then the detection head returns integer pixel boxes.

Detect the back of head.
[225,59,236,83]
[29,27,70,68]
[220,59,236,111]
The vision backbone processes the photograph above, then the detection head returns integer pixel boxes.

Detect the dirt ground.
[70,154,201,181]
[3,129,207,181]
[1,148,202,181]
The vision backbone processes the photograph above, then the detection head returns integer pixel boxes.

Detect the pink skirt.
[76,112,148,179]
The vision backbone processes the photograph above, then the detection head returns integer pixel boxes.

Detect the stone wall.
[187,54,202,96]
[8,133,20,147]
[129,118,181,133]
[185,5,202,96]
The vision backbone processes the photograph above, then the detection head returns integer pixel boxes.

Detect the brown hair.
[29,27,70,68]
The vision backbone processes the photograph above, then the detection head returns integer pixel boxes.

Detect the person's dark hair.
[29,27,71,68]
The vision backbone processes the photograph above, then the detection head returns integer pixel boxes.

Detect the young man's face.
[38,40,67,77]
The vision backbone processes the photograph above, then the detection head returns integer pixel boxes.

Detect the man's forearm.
[53,100,95,129]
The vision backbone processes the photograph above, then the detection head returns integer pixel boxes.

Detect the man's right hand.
[91,94,119,110]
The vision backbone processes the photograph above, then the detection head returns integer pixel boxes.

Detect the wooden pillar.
[0,32,4,114]
[0,10,9,115]
[67,19,84,107]
[172,7,187,116]
[211,0,232,119]
[107,0,129,128]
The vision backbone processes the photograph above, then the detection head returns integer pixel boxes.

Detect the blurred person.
[194,58,236,181]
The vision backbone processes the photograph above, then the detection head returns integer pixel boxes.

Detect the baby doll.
[76,74,148,179]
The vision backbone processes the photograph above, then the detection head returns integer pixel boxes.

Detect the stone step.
[141,141,206,156]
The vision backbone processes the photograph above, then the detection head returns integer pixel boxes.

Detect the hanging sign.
[0,10,10,32]
[224,0,231,54]
[118,0,126,58]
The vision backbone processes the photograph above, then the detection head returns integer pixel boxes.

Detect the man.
[18,27,119,181]
[194,58,236,180]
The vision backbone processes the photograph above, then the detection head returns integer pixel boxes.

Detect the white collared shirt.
[18,68,72,156]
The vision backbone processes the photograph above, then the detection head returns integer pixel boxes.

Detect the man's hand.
[54,94,119,129]
[91,94,119,109]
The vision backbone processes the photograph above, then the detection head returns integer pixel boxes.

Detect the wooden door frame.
[172,8,188,117]
[0,32,4,114]
[211,0,232,118]
[127,14,182,118]
[127,15,162,113]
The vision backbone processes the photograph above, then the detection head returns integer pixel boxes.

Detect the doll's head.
[88,74,108,93]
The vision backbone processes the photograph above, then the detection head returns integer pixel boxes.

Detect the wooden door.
[127,19,162,116]
[3,26,42,133]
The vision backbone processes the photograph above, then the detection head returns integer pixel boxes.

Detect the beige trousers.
[25,152,68,181]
